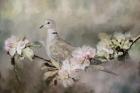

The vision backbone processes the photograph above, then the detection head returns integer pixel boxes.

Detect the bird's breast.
[46,41,55,58]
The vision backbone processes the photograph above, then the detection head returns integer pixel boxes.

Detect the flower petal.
[9,48,16,56]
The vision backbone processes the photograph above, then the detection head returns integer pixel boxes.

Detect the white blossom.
[113,32,126,42]
[58,61,74,87]
[4,35,29,56]
[96,39,114,60]
[96,32,133,61]
[58,46,96,87]
[112,32,132,49]
[72,46,96,60]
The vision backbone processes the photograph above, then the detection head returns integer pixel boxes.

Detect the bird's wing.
[58,38,75,51]
[49,38,75,62]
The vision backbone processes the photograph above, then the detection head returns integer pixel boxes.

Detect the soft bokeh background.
[0,0,140,93]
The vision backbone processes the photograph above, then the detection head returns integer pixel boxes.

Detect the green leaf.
[22,47,34,61]
[43,70,58,80]
[28,41,42,48]
[51,60,60,69]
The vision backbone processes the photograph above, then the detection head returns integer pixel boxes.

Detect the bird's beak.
[39,25,44,29]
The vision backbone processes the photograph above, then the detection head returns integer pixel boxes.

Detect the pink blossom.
[60,45,96,76]
[58,62,76,87]
[4,36,17,52]
[4,36,29,56]
[72,46,96,61]
[58,46,96,87]
[16,39,29,55]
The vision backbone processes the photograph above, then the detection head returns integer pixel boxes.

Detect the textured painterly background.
[0,0,140,93]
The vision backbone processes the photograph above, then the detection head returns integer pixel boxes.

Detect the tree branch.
[128,34,140,51]
[34,55,51,62]
[11,57,21,85]
[33,55,56,68]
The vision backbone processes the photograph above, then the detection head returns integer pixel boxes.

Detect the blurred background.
[0,0,140,93]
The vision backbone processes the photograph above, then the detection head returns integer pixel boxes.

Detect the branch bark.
[33,55,56,68]
[11,57,21,85]
[128,34,140,51]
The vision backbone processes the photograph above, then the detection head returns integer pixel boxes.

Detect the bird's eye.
[47,22,50,24]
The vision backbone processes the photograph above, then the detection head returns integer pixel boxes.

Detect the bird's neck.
[47,28,59,43]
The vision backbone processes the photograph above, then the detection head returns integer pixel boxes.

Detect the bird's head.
[40,19,56,29]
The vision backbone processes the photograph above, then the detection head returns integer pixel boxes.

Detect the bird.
[39,19,117,76]
[40,19,75,68]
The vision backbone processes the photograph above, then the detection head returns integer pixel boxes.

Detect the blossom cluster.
[58,46,96,87]
[4,36,34,61]
[96,32,133,61]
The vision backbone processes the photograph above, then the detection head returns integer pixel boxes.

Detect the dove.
[40,19,75,66]
[39,19,117,76]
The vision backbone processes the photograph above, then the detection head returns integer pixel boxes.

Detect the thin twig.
[34,55,51,62]
[128,34,140,51]
[33,55,56,68]
[13,65,21,84]
[11,57,21,85]
[100,69,118,76]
